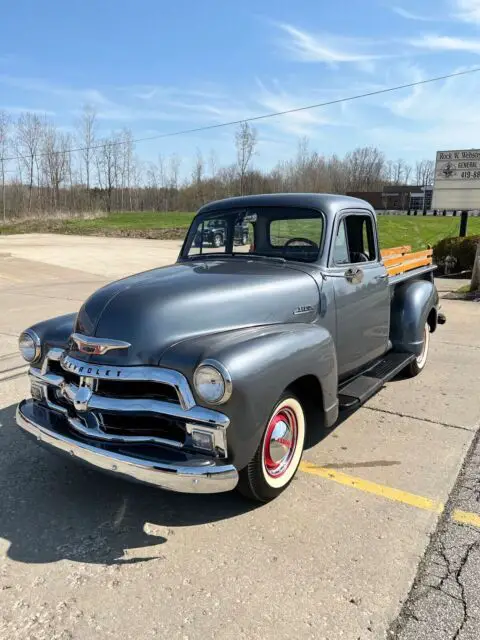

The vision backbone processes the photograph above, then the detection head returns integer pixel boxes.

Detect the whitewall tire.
[237,393,306,502]
[405,322,430,377]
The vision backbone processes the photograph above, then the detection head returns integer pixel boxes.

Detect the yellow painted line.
[452,510,480,528]
[300,461,480,530]
[300,461,444,513]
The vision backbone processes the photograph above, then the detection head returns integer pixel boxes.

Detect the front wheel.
[237,393,306,502]
[213,233,223,248]
[405,322,430,377]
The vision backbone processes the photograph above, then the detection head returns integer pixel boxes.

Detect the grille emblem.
[73,380,94,411]
[71,333,131,356]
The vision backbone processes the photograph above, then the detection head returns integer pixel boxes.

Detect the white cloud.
[375,63,480,155]
[275,23,388,67]
[0,75,112,107]
[453,0,480,23]
[409,34,480,54]
[253,78,349,137]
[392,6,438,21]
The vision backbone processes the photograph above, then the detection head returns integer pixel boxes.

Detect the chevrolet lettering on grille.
[61,356,124,378]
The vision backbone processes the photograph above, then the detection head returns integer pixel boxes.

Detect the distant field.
[377,216,480,250]
[0,212,196,239]
[1,211,479,250]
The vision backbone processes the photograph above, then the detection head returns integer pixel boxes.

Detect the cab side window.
[333,214,377,265]
[333,220,350,264]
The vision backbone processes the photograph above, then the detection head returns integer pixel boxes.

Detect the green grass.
[1,211,479,250]
[65,211,195,232]
[377,216,480,251]
[0,211,195,238]
[456,284,471,293]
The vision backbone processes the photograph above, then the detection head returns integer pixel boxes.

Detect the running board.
[338,352,416,410]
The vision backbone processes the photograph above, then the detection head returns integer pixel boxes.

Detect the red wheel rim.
[263,407,298,478]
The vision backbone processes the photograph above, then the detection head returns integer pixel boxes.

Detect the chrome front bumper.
[16,400,239,494]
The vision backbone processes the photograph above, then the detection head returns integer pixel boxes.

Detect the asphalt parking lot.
[1,234,479,640]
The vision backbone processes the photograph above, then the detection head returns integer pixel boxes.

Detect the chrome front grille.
[29,348,230,456]
[48,360,180,404]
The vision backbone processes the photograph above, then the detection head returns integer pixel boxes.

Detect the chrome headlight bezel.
[193,359,232,405]
[19,329,41,363]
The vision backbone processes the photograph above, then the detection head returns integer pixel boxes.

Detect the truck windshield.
[183,207,324,263]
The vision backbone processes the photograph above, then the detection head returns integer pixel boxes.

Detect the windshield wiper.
[185,253,234,260]
[184,253,286,264]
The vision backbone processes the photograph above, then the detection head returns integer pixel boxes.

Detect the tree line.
[0,107,435,221]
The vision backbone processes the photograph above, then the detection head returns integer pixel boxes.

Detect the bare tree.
[0,111,10,222]
[191,148,205,207]
[118,128,134,210]
[77,105,97,190]
[235,122,258,195]
[344,146,386,191]
[403,163,412,185]
[41,125,70,209]
[97,134,121,211]
[391,158,407,184]
[415,159,434,186]
[15,113,45,212]
[77,106,97,207]
[168,154,181,210]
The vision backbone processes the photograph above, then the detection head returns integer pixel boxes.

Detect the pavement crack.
[365,406,472,432]
[452,541,478,640]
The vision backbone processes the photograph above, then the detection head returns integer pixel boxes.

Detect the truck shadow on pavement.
[0,403,261,567]
[0,401,348,567]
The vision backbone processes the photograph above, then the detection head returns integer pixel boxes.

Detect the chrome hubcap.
[264,408,297,478]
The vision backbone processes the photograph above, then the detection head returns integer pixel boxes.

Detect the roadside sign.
[432,149,480,210]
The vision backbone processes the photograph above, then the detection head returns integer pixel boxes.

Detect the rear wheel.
[213,233,223,248]
[237,393,306,502]
[405,322,430,377]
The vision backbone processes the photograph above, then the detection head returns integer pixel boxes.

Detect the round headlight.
[193,361,232,405]
[19,330,41,363]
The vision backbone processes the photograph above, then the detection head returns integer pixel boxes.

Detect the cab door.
[330,211,390,378]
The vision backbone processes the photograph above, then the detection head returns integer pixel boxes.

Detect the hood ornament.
[71,333,131,356]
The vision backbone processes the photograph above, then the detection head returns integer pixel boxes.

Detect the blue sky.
[2,0,480,172]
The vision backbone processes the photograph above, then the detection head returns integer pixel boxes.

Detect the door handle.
[375,273,388,281]
[344,267,364,284]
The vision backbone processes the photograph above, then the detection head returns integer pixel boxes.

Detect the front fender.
[390,280,438,356]
[27,313,77,365]
[160,324,338,470]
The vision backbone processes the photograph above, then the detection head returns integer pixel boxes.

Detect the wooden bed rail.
[380,245,433,277]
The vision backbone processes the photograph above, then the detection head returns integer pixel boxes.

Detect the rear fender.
[390,280,438,356]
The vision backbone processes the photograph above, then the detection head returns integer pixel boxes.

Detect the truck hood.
[73,259,320,366]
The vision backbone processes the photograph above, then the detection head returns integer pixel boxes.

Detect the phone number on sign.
[461,171,480,179]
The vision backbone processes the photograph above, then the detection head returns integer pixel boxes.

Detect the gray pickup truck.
[16,194,445,502]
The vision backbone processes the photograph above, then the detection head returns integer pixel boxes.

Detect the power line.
[4,66,480,164]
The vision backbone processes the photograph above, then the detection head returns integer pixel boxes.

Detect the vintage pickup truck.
[16,194,445,502]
